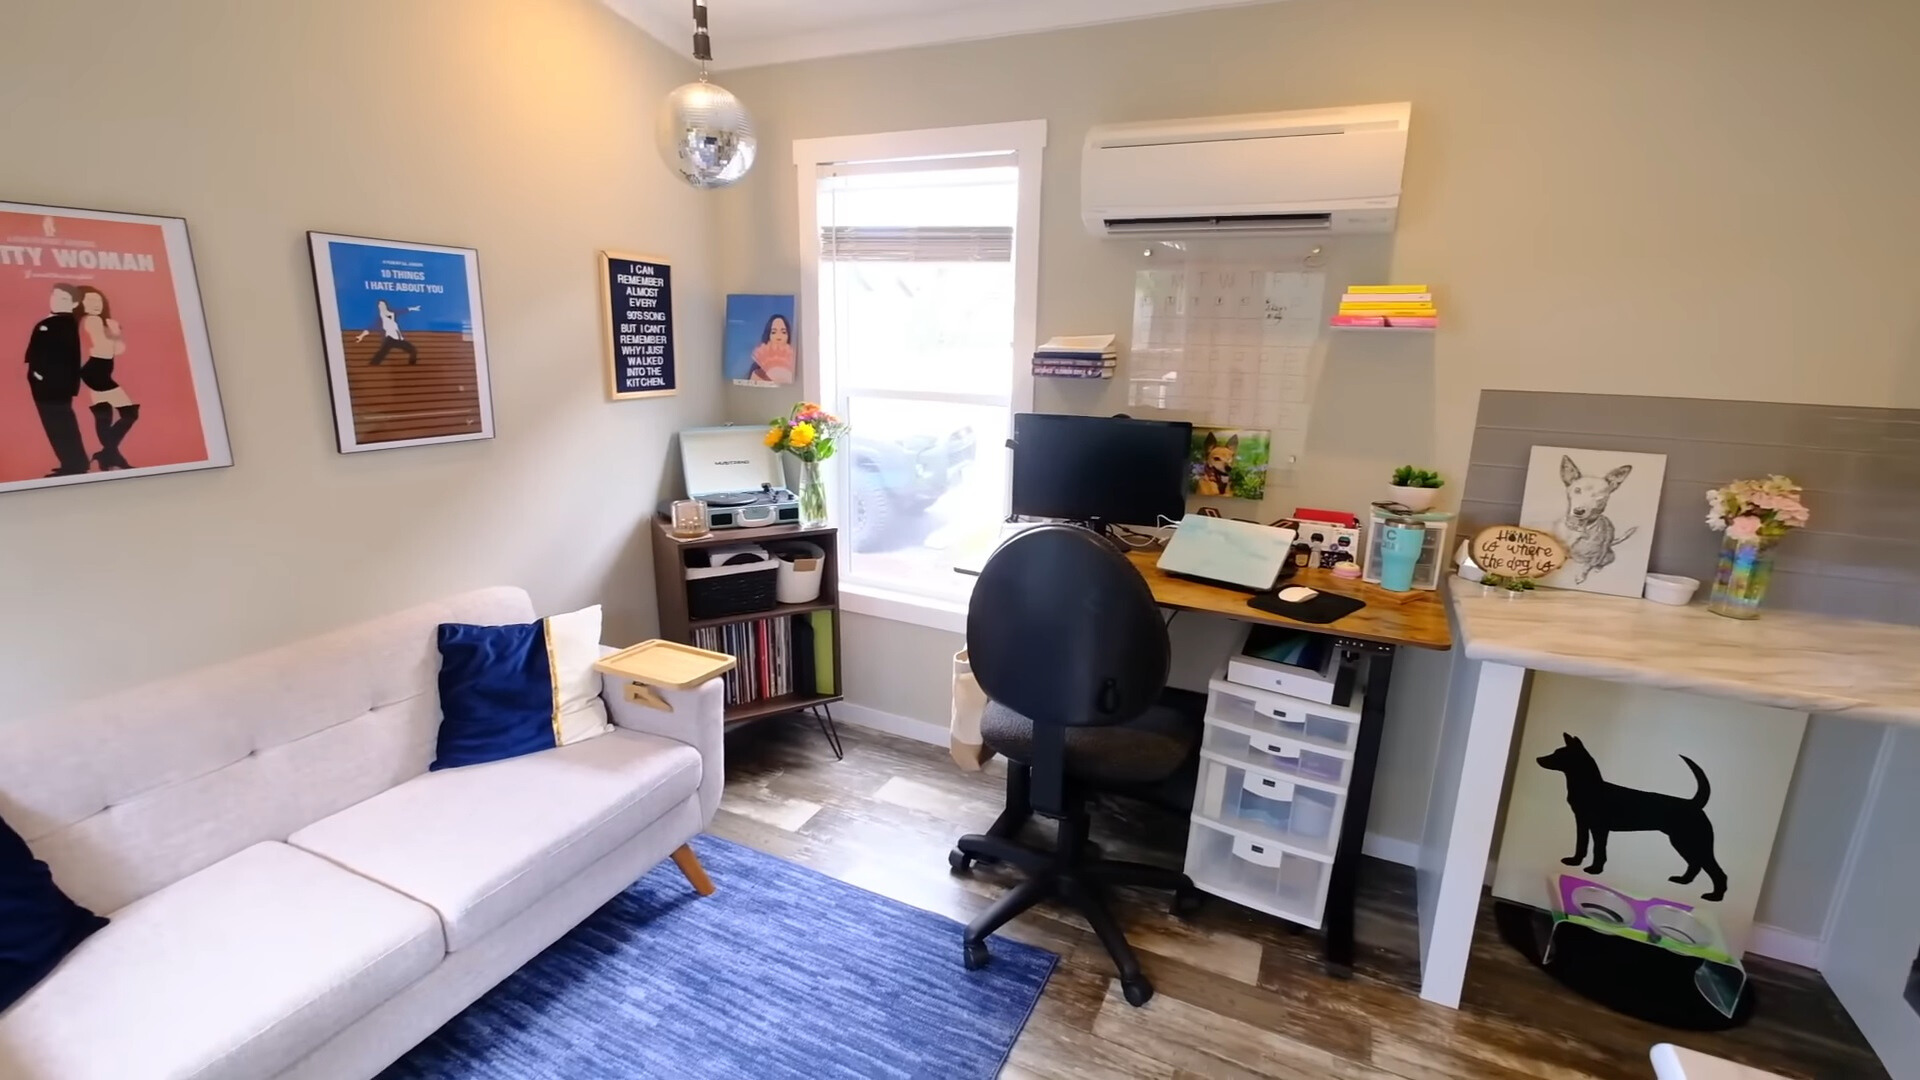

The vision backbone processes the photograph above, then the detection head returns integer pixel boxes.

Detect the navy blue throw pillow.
[432,620,563,770]
[2,813,108,1012]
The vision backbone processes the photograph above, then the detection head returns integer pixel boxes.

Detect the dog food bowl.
[1643,574,1700,606]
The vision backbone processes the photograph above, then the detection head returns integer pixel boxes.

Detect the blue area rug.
[382,834,1057,1079]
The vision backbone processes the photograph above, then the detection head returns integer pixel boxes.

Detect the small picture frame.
[308,232,494,452]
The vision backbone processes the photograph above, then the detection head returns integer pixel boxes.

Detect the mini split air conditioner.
[1081,102,1411,237]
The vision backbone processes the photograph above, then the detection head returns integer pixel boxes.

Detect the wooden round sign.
[1471,525,1568,581]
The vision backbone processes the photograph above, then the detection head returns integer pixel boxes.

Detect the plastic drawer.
[1202,723,1352,790]
[1183,820,1330,928]
[1197,754,1345,855]
[1206,675,1360,753]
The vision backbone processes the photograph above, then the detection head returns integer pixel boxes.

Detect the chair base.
[950,810,1203,1008]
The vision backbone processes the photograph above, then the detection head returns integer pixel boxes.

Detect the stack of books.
[1032,334,1117,379]
[1332,285,1439,329]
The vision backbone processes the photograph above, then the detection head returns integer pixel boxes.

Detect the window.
[794,122,1044,631]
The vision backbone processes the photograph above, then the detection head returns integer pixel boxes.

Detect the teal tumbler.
[1378,520,1426,592]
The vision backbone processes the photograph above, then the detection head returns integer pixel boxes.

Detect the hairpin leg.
[812,704,844,761]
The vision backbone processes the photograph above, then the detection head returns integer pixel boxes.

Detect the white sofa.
[0,588,723,1080]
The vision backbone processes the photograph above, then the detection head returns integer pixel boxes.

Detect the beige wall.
[0,0,721,718]
[708,0,1920,934]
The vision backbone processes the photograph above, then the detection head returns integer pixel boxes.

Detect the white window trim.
[794,120,1045,632]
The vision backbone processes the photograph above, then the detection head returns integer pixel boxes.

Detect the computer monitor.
[1010,413,1192,527]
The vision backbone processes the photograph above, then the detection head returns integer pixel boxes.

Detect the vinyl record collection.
[691,613,822,707]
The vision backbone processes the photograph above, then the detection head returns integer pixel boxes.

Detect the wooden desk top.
[1126,551,1453,651]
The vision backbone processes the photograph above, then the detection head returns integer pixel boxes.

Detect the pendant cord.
[691,0,713,66]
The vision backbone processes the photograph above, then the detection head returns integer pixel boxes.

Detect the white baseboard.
[831,701,948,746]
[1746,924,1822,968]
[1361,832,1422,868]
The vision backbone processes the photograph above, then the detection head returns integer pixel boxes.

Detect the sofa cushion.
[0,813,107,1013]
[431,606,612,771]
[289,730,701,952]
[0,842,443,1080]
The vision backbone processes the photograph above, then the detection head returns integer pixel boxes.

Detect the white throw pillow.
[546,605,612,745]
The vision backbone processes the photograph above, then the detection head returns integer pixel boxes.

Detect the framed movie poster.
[601,251,675,400]
[309,232,494,452]
[1,201,230,494]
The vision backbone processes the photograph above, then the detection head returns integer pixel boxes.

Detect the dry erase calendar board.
[601,251,676,400]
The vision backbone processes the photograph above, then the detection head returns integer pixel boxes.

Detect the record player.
[666,425,802,531]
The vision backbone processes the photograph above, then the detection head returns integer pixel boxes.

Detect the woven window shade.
[820,225,1013,263]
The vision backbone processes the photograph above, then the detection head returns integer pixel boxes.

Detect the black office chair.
[948,524,1203,1007]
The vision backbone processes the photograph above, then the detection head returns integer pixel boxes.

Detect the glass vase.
[1708,533,1775,619]
[797,458,828,528]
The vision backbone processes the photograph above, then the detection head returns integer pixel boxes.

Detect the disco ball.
[656,79,757,190]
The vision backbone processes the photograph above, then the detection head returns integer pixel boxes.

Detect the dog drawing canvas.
[1491,674,1807,955]
[1518,445,1667,597]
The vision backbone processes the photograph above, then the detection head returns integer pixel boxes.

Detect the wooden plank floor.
[707,718,1888,1080]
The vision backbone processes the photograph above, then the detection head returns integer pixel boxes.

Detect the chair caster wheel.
[1121,977,1154,1007]
[1171,884,1205,918]
[963,939,990,971]
[948,849,974,874]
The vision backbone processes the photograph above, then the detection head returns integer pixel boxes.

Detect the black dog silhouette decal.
[1536,733,1728,902]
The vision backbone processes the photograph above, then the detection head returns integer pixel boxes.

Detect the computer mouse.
[1277,586,1319,603]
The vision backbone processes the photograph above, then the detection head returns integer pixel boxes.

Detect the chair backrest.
[0,587,535,915]
[967,525,1170,810]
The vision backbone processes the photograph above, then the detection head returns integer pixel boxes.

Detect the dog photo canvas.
[1518,445,1667,597]
[1187,427,1270,500]
[1491,675,1806,954]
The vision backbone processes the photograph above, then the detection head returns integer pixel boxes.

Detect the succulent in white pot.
[1388,465,1444,511]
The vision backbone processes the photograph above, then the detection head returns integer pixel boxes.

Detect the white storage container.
[1226,626,1350,705]
[1184,820,1331,928]
[772,542,826,604]
[1202,724,1351,789]
[1197,753,1345,854]
[1205,674,1360,753]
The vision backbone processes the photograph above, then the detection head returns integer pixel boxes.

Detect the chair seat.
[981,690,1201,786]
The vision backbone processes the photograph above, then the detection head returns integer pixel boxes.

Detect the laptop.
[1156,515,1297,592]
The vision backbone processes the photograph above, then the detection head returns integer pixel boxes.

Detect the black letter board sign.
[600,251,676,400]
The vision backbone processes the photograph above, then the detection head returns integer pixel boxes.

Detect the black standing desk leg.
[1323,643,1395,978]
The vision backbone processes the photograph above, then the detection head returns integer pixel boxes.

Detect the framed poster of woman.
[723,294,795,387]
[0,200,230,494]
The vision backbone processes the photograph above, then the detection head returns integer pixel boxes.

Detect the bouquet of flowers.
[1704,475,1811,542]
[765,403,846,526]
[763,402,845,463]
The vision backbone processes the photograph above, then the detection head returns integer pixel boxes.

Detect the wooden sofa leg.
[671,844,715,896]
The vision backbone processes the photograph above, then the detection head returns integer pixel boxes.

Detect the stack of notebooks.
[1332,285,1439,329]
[1032,334,1117,379]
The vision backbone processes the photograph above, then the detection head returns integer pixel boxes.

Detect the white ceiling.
[605,0,1278,71]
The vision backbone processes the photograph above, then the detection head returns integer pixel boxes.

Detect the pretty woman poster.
[0,201,229,495]
[723,294,795,387]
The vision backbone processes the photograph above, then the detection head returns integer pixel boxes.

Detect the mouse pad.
[1248,589,1366,624]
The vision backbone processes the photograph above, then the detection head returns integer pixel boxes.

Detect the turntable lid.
[680,425,785,498]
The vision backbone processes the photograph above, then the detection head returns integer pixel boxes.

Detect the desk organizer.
[1185,666,1364,929]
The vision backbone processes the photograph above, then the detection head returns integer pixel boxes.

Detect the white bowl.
[1643,574,1700,606]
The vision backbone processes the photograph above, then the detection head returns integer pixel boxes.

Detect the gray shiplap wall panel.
[1463,391,1920,625]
